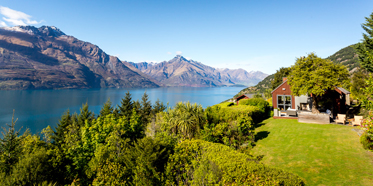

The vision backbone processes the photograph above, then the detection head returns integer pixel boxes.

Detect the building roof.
[335,87,350,95]
[236,94,251,100]
[271,80,288,94]
[270,80,351,95]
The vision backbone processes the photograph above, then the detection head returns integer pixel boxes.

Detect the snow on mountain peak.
[0,25,65,37]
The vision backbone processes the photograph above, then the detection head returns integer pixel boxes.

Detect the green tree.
[118,91,133,118]
[288,53,350,113]
[99,98,113,117]
[77,102,94,127]
[351,68,370,100]
[140,92,152,126]
[355,12,373,73]
[153,99,167,115]
[271,67,291,90]
[52,110,72,145]
[0,112,23,175]
[165,102,205,140]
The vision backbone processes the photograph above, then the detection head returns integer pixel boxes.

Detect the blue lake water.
[0,87,244,133]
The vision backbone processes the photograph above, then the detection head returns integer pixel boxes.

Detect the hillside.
[326,44,360,71]
[233,44,361,97]
[0,26,160,90]
[130,55,268,87]
[233,73,274,97]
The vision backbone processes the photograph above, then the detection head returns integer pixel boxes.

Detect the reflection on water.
[0,87,243,133]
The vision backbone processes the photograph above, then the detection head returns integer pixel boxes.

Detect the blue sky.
[0,0,372,74]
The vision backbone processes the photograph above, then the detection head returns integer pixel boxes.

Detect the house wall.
[295,95,309,110]
[272,81,295,109]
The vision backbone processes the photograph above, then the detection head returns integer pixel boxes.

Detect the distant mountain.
[0,25,159,90]
[130,55,268,87]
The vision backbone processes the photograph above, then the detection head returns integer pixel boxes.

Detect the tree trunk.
[312,94,320,114]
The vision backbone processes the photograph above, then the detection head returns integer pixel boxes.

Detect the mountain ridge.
[129,55,268,87]
[0,25,160,90]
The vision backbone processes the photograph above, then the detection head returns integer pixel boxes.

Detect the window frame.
[277,95,292,111]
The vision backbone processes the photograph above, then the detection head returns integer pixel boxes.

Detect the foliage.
[360,75,373,110]
[0,112,23,175]
[271,67,291,90]
[99,98,114,117]
[203,106,255,150]
[360,111,373,150]
[165,139,305,185]
[0,92,304,185]
[118,91,133,118]
[151,102,206,140]
[327,44,360,71]
[351,68,371,100]
[288,53,350,113]
[355,12,373,73]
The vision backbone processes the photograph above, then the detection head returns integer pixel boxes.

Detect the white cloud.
[0,21,7,27]
[167,52,172,55]
[176,51,182,55]
[0,6,41,26]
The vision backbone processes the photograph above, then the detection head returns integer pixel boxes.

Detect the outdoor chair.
[335,114,346,125]
[352,115,363,126]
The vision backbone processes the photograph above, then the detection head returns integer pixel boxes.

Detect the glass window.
[278,95,292,111]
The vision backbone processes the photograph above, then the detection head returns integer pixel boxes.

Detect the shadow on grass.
[254,131,270,142]
[254,121,266,128]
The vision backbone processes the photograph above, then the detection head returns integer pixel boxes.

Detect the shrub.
[166,140,305,185]
[360,111,373,150]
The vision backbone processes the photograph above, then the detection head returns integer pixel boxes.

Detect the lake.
[0,87,244,133]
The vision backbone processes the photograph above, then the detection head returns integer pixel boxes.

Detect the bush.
[165,140,305,185]
[360,111,373,150]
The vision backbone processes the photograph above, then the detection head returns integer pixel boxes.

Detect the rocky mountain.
[0,26,159,90]
[129,55,268,87]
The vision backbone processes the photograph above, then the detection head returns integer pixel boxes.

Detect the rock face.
[0,26,159,90]
[130,55,268,87]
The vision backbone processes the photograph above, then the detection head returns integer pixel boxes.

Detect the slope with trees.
[0,92,304,185]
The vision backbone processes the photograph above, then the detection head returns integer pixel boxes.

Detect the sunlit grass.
[252,118,373,186]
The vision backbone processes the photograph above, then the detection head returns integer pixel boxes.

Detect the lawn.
[252,118,373,186]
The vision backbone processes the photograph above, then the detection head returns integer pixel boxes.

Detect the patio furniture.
[352,115,363,126]
[335,114,346,125]
[286,109,297,116]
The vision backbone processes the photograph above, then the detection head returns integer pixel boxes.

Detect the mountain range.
[0,25,159,90]
[0,25,268,90]
[129,55,267,87]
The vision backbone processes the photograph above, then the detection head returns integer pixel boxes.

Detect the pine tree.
[355,12,373,73]
[99,98,114,117]
[78,102,94,127]
[0,111,23,175]
[140,92,152,126]
[153,99,166,114]
[118,91,133,118]
[52,110,72,145]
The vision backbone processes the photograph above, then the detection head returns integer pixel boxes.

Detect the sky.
[0,0,372,74]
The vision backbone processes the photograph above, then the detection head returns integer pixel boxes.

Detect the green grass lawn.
[252,118,373,186]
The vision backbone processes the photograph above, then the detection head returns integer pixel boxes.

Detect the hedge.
[166,140,305,186]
